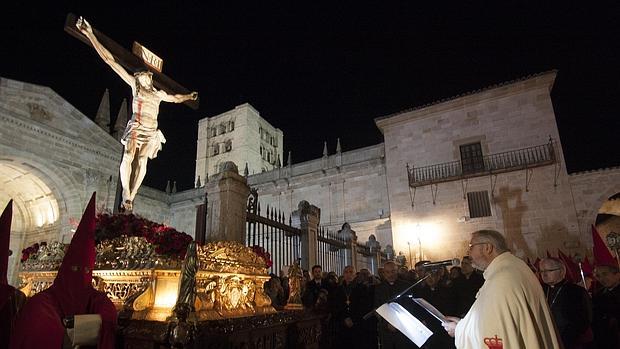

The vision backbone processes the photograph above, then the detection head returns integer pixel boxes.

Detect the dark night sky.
[2,2,619,191]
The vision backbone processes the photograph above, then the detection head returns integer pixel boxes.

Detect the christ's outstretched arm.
[77,17,134,87]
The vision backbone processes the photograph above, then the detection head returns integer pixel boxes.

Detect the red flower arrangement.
[251,245,273,268]
[21,241,46,262]
[96,213,193,259]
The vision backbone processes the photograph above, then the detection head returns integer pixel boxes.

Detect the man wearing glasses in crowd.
[540,257,592,348]
[442,230,560,348]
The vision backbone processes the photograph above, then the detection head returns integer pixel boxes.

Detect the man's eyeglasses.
[468,242,488,251]
[539,268,561,274]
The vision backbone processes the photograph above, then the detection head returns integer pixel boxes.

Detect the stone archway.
[0,156,86,284]
[594,192,620,256]
[568,170,620,248]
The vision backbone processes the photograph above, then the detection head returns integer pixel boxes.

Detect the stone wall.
[246,144,392,244]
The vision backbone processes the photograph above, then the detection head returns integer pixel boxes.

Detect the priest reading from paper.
[442,229,560,349]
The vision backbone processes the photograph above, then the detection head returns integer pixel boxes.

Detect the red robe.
[9,286,116,349]
[10,194,117,349]
[0,285,25,349]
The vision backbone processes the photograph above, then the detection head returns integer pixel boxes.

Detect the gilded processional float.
[19,228,275,322]
[17,158,324,348]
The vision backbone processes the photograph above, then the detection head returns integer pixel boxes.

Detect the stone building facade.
[195,103,283,182]
[375,71,620,261]
[2,71,619,282]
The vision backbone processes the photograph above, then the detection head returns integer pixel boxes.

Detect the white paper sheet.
[412,297,448,323]
[375,302,433,347]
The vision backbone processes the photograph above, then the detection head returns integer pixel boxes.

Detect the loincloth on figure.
[121,119,166,159]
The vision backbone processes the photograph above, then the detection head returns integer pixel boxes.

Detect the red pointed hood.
[0,200,12,285]
[582,255,593,275]
[557,249,579,283]
[591,225,617,267]
[50,193,97,316]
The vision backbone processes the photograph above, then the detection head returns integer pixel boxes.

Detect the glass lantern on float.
[606,231,620,261]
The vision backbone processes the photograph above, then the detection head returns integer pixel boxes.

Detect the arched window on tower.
[225,140,232,152]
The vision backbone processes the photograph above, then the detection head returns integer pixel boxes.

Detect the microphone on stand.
[422,258,460,269]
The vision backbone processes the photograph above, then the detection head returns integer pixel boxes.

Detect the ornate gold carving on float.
[19,237,275,322]
[197,241,269,275]
[95,236,183,270]
[20,241,66,271]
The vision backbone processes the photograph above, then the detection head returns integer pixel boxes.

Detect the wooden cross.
[64,13,199,110]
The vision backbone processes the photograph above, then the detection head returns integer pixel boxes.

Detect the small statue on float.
[285,259,304,309]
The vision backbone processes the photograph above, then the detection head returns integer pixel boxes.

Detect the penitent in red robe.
[1,200,27,349]
[10,193,117,349]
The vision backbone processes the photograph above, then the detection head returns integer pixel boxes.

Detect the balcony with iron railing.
[407,140,556,187]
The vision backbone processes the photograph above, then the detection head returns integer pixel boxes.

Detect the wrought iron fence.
[408,141,555,187]
[355,242,383,274]
[246,189,301,276]
[316,227,347,275]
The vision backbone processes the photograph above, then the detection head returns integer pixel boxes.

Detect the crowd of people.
[263,229,620,349]
[2,193,619,349]
[262,254,487,347]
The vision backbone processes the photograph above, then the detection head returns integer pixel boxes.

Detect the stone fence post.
[366,234,381,275]
[338,223,357,269]
[204,162,250,243]
[384,244,395,261]
[291,201,320,271]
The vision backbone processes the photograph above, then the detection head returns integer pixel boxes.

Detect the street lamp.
[415,223,422,262]
[407,241,412,269]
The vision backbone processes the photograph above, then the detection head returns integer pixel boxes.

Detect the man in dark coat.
[302,264,330,309]
[592,264,620,348]
[414,269,456,349]
[540,258,592,349]
[331,265,373,348]
[452,256,484,317]
[374,261,412,349]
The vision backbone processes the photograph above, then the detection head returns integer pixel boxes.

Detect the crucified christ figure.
[77,17,198,212]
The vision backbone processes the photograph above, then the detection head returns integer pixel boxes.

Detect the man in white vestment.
[442,230,560,349]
